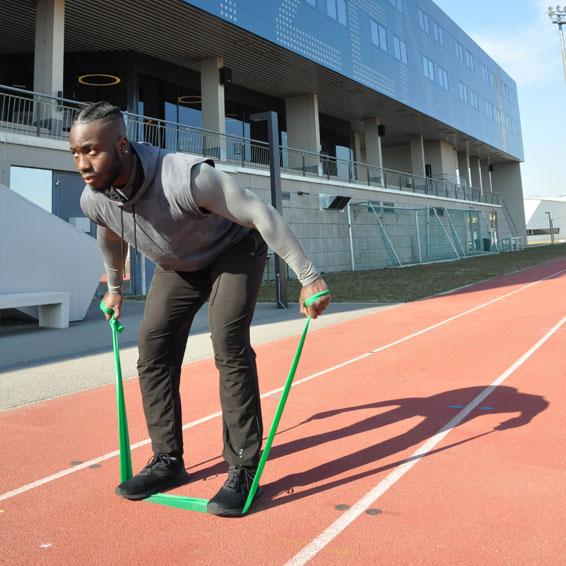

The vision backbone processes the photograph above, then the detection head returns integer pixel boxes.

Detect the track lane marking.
[1,267,565,503]
[286,314,566,565]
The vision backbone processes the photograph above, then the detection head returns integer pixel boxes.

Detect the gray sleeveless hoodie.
[80,142,248,271]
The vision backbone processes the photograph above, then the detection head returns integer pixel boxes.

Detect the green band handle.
[100,300,132,482]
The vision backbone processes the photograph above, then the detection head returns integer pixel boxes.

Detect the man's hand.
[102,291,124,320]
[299,278,331,319]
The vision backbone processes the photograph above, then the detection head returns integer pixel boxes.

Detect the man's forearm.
[97,226,128,293]
[252,205,320,285]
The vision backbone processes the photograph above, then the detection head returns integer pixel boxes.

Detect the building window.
[389,0,403,10]
[490,71,497,89]
[393,35,408,63]
[486,101,501,124]
[458,81,468,103]
[10,166,53,213]
[305,0,316,6]
[469,89,479,109]
[432,21,444,45]
[418,8,430,34]
[502,82,515,104]
[464,50,475,70]
[327,0,337,20]
[336,0,347,25]
[455,40,464,62]
[436,66,448,90]
[481,63,489,82]
[422,55,434,80]
[371,20,387,51]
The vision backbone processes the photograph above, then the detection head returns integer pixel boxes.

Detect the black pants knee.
[137,230,267,468]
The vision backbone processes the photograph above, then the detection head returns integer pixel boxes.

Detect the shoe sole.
[115,470,190,501]
[207,486,263,517]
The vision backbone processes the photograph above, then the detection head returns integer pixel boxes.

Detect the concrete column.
[481,161,493,192]
[423,141,458,178]
[457,150,471,187]
[200,57,226,160]
[470,157,483,193]
[351,130,367,183]
[363,117,383,184]
[285,94,321,174]
[409,134,426,178]
[285,94,320,153]
[33,0,65,98]
[491,161,527,238]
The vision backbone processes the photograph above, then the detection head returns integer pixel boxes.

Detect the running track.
[1,260,565,565]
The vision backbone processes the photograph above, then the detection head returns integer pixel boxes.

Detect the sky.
[433,0,566,198]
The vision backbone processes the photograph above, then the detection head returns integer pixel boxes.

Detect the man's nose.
[77,154,92,172]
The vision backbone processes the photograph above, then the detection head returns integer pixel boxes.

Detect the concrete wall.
[491,161,527,238]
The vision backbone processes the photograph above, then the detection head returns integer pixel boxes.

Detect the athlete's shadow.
[256,385,547,510]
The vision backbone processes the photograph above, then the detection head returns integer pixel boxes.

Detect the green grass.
[258,244,566,304]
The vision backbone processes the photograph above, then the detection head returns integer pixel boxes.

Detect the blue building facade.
[187,0,523,160]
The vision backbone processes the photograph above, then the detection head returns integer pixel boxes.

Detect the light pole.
[548,6,566,82]
[545,211,555,244]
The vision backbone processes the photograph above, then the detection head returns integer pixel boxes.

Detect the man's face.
[69,120,127,192]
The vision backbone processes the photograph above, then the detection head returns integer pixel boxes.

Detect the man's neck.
[112,150,139,201]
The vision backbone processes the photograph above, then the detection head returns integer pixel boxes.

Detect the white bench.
[0,292,70,329]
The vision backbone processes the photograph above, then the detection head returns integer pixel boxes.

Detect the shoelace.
[225,467,255,493]
[142,454,176,473]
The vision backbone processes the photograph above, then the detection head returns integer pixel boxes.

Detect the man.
[70,101,330,516]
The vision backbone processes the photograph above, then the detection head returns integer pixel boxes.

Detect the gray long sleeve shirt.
[80,142,319,292]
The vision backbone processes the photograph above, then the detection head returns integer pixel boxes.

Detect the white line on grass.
[1,267,565,504]
[286,314,566,565]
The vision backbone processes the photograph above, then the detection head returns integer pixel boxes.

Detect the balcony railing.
[0,85,502,206]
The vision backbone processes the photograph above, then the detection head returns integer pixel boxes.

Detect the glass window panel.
[379,25,387,51]
[327,0,337,19]
[10,167,52,213]
[337,0,347,25]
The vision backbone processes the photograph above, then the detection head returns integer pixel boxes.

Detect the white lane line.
[1,267,565,504]
[286,314,566,566]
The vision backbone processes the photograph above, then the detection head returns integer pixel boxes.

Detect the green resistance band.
[102,289,329,515]
[100,301,132,483]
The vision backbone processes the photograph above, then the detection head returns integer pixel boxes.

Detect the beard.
[89,150,124,192]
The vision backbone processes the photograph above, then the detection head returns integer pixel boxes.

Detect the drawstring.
[120,208,125,273]
[132,205,138,253]
[120,206,138,287]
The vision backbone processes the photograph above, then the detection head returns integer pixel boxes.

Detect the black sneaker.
[207,465,262,517]
[115,454,190,500]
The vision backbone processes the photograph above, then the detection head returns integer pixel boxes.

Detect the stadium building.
[0,0,527,319]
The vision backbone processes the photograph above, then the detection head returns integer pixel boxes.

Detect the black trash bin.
[483,238,491,252]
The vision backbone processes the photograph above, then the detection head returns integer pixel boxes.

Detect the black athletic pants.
[137,230,267,468]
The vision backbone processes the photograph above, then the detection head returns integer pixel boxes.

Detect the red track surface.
[1,260,565,565]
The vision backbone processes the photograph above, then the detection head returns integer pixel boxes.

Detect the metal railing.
[0,84,502,206]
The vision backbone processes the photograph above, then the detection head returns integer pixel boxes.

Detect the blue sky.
[433,0,565,198]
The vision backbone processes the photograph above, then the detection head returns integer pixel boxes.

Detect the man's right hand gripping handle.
[101,292,124,321]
